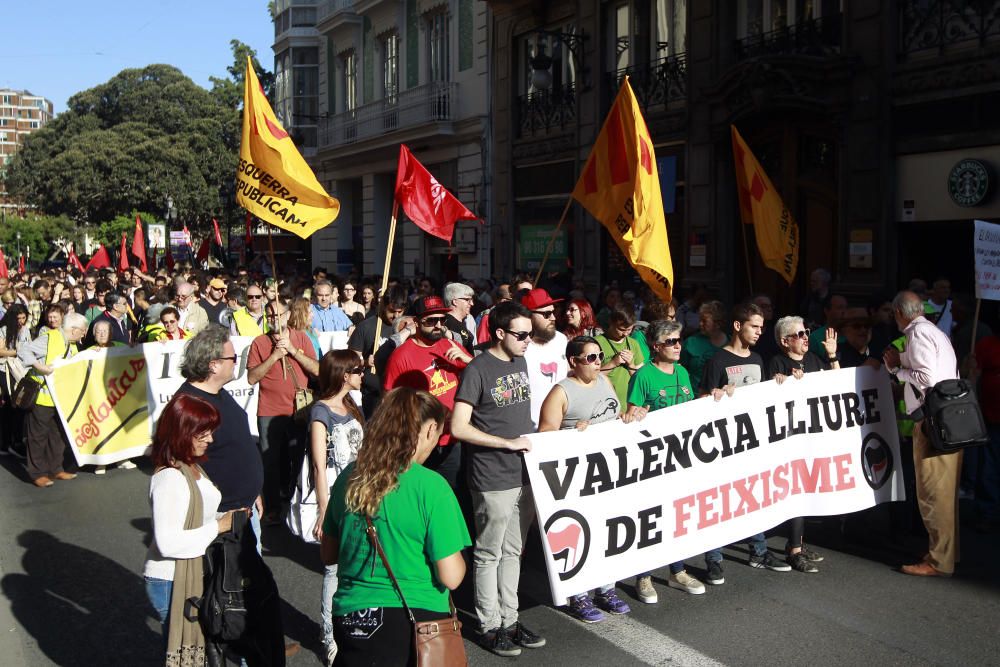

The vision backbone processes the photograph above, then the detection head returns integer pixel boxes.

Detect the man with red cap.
[383,295,474,487]
[520,288,569,428]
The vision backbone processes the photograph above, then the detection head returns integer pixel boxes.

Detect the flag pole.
[266,223,288,379]
[740,219,755,295]
[533,196,574,286]
[373,199,400,355]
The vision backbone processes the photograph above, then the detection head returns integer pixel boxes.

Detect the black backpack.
[921,379,989,452]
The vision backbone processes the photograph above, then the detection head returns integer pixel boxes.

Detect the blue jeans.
[706,533,767,564]
[250,504,263,555]
[321,564,339,649]
[145,576,172,637]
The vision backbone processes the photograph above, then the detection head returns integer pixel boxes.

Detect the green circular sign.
[948,159,990,207]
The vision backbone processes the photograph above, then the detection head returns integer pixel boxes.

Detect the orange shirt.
[247,329,317,417]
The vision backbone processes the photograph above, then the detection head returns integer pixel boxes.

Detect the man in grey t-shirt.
[451,301,546,658]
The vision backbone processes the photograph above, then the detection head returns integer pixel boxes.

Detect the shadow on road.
[1,529,160,666]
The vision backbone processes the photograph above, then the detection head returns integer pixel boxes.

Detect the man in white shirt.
[884,290,961,577]
[521,288,568,428]
[925,277,954,338]
[174,282,209,335]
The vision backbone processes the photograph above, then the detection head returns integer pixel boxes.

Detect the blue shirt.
[311,303,352,332]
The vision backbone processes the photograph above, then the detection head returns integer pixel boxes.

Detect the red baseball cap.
[521,288,562,311]
[411,295,451,318]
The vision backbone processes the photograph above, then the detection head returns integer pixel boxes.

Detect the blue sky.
[3,1,275,113]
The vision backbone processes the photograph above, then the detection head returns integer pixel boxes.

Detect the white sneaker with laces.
[668,570,706,595]
[636,576,658,604]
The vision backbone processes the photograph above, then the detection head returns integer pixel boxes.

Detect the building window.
[342,51,358,112]
[653,0,687,60]
[608,2,631,72]
[291,6,316,27]
[521,28,577,97]
[738,0,841,39]
[383,33,399,104]
[1,96,9,105]
[428,11,450,83]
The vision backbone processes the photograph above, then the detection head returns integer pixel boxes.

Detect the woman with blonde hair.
[321,387,470,666]
[288,296,322,358]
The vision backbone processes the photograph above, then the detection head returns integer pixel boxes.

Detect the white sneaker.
[94,466,106,475]
[635,576,658,604]
[118,460,137,470]
[668,570,706,595]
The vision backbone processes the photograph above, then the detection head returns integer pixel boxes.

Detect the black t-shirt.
[766,352,826,379]
[840,345,878,369]
[347,314,386,397]
[445,314,475,353]
[200,298,227,326]
[700,348,764,394]
[175,381,263,511]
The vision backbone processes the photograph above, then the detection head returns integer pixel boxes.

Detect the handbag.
[286,455,321,543]
[288,354,314,422]
[11,376,40,411]
[364,516,468,667]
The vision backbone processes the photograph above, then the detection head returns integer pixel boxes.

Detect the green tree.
[0,213,81,262]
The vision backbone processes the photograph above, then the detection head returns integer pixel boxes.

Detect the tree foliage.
[5,41,273,234]
[0,212,81,261]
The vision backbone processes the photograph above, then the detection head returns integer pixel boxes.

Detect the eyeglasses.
[343,287,356,293]
[457,296,474,302]
[576,352,604,364]
[348,366,365,375]
[266,312,286,320]
[785,329,810,340]
[656,338,682,347]
[161,319,178,325]
[504,329,531,341]
[532,309,556,319]
[247,294,264,300]
[215,355,238,364]
[421,316,447,326]
[177,294,193,300]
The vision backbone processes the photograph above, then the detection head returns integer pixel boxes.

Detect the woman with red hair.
[143,393,242,663]
[560,299,602,339]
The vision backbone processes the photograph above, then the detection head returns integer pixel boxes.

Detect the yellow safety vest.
[891,336,914,437]
[29,329,78,408]
[232,308,269,337]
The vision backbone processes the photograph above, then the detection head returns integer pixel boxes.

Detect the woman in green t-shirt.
[680,300,728,391]
[321,387,471,667]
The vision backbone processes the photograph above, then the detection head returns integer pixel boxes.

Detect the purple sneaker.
[567,594,605,623]
[594,589,631,615]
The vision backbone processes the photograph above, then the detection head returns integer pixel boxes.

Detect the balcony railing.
[516,83,576,138]
[318,0,356,21]
[320,81,456,148]
[610,53,687,112]
[736,15,842,59]
[899,0,1000,56]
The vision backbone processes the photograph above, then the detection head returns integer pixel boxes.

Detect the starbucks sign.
[948,159,990,207]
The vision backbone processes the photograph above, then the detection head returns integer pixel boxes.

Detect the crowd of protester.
[0,259,994,665]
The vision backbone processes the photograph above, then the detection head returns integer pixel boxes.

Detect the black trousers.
[26,405,73,480]
[334,606,444,667]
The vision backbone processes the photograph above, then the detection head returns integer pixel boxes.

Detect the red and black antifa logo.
[861,433,893,490]
[544,510,591,580]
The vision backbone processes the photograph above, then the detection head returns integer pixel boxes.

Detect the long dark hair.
[0,304,28,349]
[317,349,365,424]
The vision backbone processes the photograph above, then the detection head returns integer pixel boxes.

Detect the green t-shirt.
[323,462,472,616]
[630,331,650,362]
[627,362,695,412]
[680,333,726,392]
[596,334,646,407]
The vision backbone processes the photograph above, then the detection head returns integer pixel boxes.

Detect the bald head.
[892,290,925,326]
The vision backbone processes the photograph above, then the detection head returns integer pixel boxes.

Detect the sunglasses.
[161,319,178,325]
[532,309,556,319]
[216,355,238,364]
[505,329,531,341]
[247,294,264,299]
[348,366,365,375]
[576,352,605,364]
[785,329,810,340]
[656,338,682,347]
[421,316,447,326]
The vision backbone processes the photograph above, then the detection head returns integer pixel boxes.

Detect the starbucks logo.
[948,159,990,207]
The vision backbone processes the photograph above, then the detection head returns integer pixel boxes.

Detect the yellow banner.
[47,347,150,464]
[572,77,673,303]
[731,125,799,284]
[237,56,340,238]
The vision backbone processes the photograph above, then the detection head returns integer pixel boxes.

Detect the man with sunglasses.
[173,281,208,335]
[623,319,704,602]
[231,286,270,337]
[521,288,568,428]
[347,285,408,418]
[200,277,229,325]
[443,281,477,352]
[838,307,882,369]
[450,301,545,658]
[766,315,841,573]
[383,295,473,487]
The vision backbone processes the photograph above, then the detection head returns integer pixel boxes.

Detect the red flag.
[86,244,112,271]
[196,237,211,263]
[18,255,25,274]
[164,244,175,271]
[0,247,8,279]
[118,232,130,272]
[212,218,223,246]
[67,248,86,274]
[131,215,148,272]
[394,144,477,242]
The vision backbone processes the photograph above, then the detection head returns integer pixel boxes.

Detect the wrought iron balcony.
[318,0,356,22]
[899,0,1000,56]
[320,81,456,148]
[736,15,842,59]
[516,83,576,138]
[610,53,687,112]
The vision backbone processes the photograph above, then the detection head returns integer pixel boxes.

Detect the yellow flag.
[572,78,673,302]
[731,125,799,284]
[237,56,339,238]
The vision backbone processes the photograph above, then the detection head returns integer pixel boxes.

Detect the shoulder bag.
[288,349,314,423]
[11,375,40,411]
[287,454,320,544]
[364,516,467,667]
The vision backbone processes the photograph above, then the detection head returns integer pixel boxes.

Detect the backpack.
[920,379,989,452]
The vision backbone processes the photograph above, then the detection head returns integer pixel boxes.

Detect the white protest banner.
[524,367,903,605]
[974,219,1000,300]
[316,331,351,355]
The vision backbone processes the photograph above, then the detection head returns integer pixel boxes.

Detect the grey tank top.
[557,376,621,429]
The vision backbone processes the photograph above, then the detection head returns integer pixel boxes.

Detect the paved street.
[1,455,999,667]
